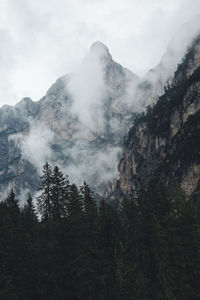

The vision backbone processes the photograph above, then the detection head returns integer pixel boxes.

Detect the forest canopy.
[0,163,199,300]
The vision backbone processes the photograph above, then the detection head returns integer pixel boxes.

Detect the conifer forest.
[0,163,199,300]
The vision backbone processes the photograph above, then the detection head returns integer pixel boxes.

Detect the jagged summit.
[1,29,199,201]
[16,97,33,106]
[90,41,112,60]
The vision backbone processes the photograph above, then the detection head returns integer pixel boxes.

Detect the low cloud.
[10,121,54,173]
[68,44,106,132]
[61,140,121,187]
[4,13,200,197]
[1,0,200,107]
[21,122,54,172]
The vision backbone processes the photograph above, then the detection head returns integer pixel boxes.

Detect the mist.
[9,121,54,173]
[10,18,200,194]
[1,0,200,107]
[68,43,106,132]
[1,9,200,198]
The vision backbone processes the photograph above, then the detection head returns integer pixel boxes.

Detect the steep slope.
[0,42,140,198]
[119,34,200,199]
[138,16,200,106]
[1,29,199,200]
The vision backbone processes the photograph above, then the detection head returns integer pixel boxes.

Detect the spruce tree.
[65,183,85,299]
[80,181,98,241]
[51,166,70,220]
[24,193,36,219]
[98,197,121,299]
[37,162,53,221]
[5,188,20,215]
[80,182,99,299]
[22,193,37,235]
[135,181,175,300]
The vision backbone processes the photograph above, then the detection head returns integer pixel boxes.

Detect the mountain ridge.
[0,30,200,201]
[118,34,200,203]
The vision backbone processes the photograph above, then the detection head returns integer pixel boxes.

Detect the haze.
[0,0,200,107]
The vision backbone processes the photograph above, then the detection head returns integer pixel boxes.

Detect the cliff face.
[119,35,200,198]
[1,33,199,200]
[0,42,141,198]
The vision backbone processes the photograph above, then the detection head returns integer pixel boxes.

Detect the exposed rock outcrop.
[119,35,200,199]
[0,43,140,198]
[1,28,200,201]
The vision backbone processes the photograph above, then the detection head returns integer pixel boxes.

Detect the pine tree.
[2,189,31,300]
[22,193,37,235]
[65,183,86,299]
[24,193,36,219]
[135,181,175,300]
[5,188,20,220]
[98,197,121,299]
[119,197,139,300]
[5,188,19,210]
[81,181,98,240]
[37,162,53,221]
[67,183,83,221]
[80,182,99,299]
[167,183,200,299]
[51,166,70,220]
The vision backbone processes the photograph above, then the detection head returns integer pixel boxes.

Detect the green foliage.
[118,180,200,300]
[37,162,53,221]
[0,164,200,299]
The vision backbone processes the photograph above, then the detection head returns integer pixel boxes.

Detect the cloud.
[21,122,54,172]
[2,0,200,197]
[67,43,107,131]
[10,121,54,173]
[0,0,200,107]
[61,141,121,187]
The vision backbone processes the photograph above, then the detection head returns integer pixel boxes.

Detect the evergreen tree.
[81,181,98,241]
[5,188,20,218]
[98,198,121,300]
[22,193,37,235]
[51,166,70,220]
[80,182,99,299]
[37,162,53,221]
[65,183,86,299]
[137,181,174,300]
[23,193,37,220]
[167,183,200,299]
[1,190,31,300]
[0,163,200,300]
[119,197,139,300]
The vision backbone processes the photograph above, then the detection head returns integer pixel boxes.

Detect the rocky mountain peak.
[1,28,200,201]
[90,41,112,64]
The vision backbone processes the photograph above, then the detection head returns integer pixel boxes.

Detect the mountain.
[0,42,141,198]
[1,25,200,201]
[139,16,200,105]
[118,34,200,202]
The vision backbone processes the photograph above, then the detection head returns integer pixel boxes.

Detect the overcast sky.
[0,0,200,107]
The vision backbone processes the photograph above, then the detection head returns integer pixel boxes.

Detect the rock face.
[119,35,200,199]
[1,30,199,201]
[0,42,142,199]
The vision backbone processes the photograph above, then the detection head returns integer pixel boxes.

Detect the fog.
[1,0,200,107]
[1,3,200,197]
[68,43,106,131]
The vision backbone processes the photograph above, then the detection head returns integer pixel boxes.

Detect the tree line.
[0,162,199,299]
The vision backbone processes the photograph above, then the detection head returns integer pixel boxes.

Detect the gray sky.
[0,0,200,107]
